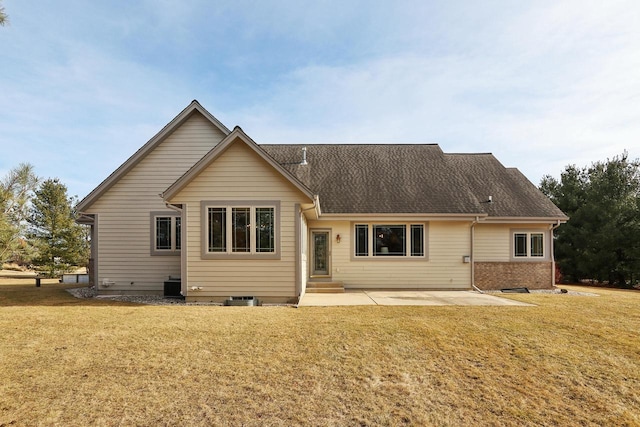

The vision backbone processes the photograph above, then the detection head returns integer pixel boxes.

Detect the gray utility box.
[224,296,260,306]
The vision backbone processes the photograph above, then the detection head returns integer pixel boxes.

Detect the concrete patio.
[298,290,534,307]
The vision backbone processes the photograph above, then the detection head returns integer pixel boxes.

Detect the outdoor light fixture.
[336,234,341,243]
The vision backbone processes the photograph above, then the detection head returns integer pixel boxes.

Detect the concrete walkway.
[298,290,534,307]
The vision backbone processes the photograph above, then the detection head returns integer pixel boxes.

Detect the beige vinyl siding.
[169,141,311,300]
[474,223,551,262]
[474,224,510,262]
[86,112,227,292]
[308,220,471,289]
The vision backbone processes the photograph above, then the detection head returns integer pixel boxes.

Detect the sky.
[1,1,639,200]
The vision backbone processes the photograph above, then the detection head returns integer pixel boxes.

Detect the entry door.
[311,230,331,277]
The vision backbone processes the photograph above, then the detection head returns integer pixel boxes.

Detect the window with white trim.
[151,213,181,255]
[354,223,425,258]
[513,232,544,258]
[206,204,276,255]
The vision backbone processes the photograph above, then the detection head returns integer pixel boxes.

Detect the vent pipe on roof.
[301,147,308,165]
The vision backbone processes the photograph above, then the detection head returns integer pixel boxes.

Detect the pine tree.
[28,179,89,277]
[540,152,640,286]
[0,163,39,264]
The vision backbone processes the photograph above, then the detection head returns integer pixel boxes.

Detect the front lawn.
[1,282,639,426]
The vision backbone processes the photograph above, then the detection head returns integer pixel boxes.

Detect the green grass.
[1,281,639,426]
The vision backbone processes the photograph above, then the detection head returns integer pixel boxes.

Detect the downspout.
[549,220,562,287]
[470,216,483,293]
[165,202,186,296]
[295,196,319,307]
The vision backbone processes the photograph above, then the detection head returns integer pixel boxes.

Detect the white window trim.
[150,212,181,256]
[201,200,280,260]
[351,222,428,260]
[511,230,546,260]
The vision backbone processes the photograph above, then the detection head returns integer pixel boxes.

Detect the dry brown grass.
[1,282,639,426]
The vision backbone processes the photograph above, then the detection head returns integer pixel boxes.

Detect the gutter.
[165,202,185,296]
[165,202,183,213]
[300,195,320,218]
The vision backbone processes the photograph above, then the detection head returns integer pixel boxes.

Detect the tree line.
[0,164,89,277]
[541,152,640,287]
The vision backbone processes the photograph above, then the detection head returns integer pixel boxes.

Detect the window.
[208,208,226,252]
[256,207,275,252]
[355,224,368,257]
[374,225,406,256]
[513,232,544,258]
[354,223,425,258]
[411,224,424,257]
[151,213,181,255]
[232,207,251,252]
[156,217,172,250]
[203,201,279,258]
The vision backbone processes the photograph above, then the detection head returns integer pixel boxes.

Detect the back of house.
[76,101,567,303]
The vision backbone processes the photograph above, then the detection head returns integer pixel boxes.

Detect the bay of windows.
[206,205,275,255]
[354,223,425,258]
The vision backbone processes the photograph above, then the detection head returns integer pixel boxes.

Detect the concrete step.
[306,281,345,293]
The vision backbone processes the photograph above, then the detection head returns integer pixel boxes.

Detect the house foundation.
[474,261,553,290]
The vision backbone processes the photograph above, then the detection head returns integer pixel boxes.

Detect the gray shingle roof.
[261,144,566,218]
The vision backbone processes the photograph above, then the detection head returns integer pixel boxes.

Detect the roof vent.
[301,147,308,165]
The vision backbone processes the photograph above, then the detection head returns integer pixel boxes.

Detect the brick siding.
[474,261,553,290]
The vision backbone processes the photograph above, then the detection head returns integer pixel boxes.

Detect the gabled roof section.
[77,100,230,211]
[162,127,316,202]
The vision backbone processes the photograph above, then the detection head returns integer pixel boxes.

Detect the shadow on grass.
[0,282,143,307]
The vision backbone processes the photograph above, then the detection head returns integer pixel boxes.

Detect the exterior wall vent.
[224,296,260,306]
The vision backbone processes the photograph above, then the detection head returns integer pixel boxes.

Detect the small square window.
[513,231,544,258]
[151,213,181,255]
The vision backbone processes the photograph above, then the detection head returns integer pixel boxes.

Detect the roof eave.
[317,212,490,221]
[77,100,230,212]
[482,216,569,224]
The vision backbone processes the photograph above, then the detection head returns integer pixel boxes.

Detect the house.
[76,100,568,303]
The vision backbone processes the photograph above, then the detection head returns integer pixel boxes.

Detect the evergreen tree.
[0,0,8,26]
[0,163,39,263]
[28,179,89,277]
[541,153,640,286]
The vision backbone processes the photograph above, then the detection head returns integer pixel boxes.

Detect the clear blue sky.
[1,1,639,200]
